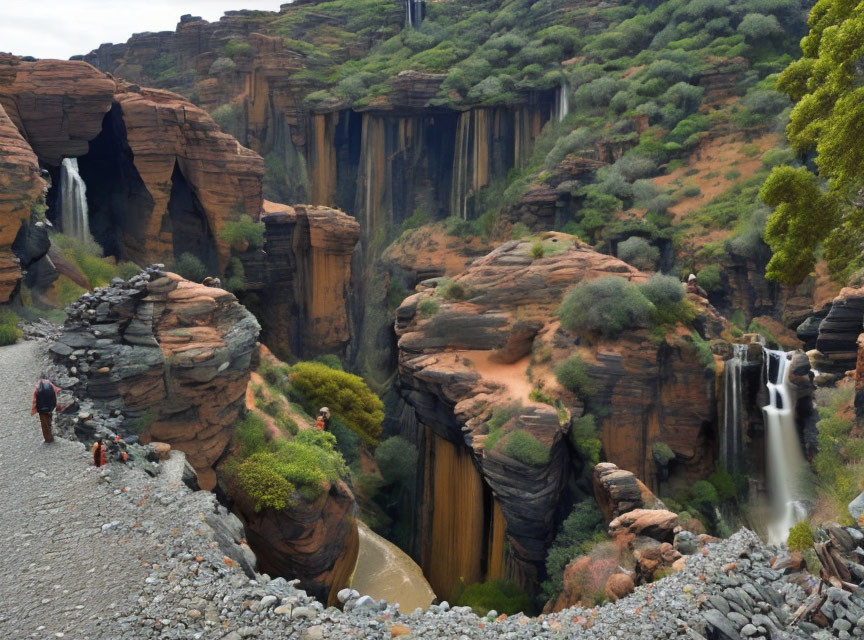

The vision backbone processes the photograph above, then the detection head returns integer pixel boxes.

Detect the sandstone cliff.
[394,234,723,597]
[49,266,259,486]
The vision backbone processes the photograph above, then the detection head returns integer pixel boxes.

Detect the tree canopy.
[761,0,864,284]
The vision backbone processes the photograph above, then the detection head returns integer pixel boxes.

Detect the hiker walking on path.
[31,373,63,443]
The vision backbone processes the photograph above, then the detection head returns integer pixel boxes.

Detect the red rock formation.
[50,269,260,483]
[0,55,266,281]
[608,509,679,543]
[396,234,723,592]
[0,99,45,301]
[244,202,360,360]
[593,462,666,523]
[114,85,264,268]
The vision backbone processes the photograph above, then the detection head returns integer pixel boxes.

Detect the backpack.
[35,380,57,413]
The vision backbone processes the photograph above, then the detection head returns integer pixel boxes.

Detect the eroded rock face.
[0,54,266,285]
[395,235,723,593]
[49,267,259,480]
[229,476,358,605]
[593,462,666,523]
[240,202,360,360]
[816,286,864,374]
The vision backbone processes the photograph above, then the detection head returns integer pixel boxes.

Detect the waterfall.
[762,349,808,544]
[60,158,94,244]
[721,343,748,472]
[405,0,425,28]
[555,82,570,122]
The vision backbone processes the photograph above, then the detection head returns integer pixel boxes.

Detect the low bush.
[289,362,384,445]
[696,265,723,293]
[786,521,814,551]
[558,277,654,338]
[437,278,471,301]
[225,414,348,510]
[0,309,21,346]
[531,241,545,260]
[570,414,602,467]
[555,355,596,397]
[417,298,439,317]
[173,252,208,282]
[688,480,719,513]
[219,215,265,248]
[652,442,675,466]
[454,579,533,617]
[541,500,606,601]
[374,436,418,485]
[617,236,659,271]
[639,274,695,328]
[503,429,549,466]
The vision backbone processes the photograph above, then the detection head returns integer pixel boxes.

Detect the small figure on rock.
[31,373,63,443]
[92,440,106,467]
[685,273,708,298]
[315,407,331,431]
[202,276,222,288]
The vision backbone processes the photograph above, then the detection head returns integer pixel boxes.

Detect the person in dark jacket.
[31,374,62,443]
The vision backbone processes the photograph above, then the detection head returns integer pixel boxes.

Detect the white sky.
[0,1,286,60]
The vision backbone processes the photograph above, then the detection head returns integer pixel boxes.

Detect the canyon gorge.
[0,0,863,637]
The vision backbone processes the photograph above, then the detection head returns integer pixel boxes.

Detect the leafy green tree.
[289,362,384,445]
[760,2,864,284]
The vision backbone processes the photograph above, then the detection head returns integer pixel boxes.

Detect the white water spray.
[721,343,748,472]
[555,82,570,122]
[405,0,425,28]
[762,349,808,544]
[60,158,94,244]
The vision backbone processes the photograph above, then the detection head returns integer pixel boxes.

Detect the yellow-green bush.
[289,362,384,445]
[787,521,814,551]
[225,413,348,510]
[219,215,265,248]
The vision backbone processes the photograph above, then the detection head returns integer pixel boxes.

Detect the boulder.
[593,462,666,523]
[608,509,679,543]
[604,573,635,602]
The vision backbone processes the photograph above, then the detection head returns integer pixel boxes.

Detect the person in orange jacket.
[315,407,331,431]
[31,374,64,443]
[92,440,106,467]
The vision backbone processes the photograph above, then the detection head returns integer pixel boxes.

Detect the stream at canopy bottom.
[762,349,808,545]
[351,521,436,611]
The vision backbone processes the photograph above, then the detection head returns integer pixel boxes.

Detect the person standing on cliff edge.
[31,374,63,443]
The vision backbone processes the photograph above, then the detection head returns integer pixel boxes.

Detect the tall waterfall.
[762,349,808,544]
[554,82,570,122]
[405,0,425,28]
[721,343,748,472]
[60,158,94,243]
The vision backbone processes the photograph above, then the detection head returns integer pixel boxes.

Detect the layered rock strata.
[49,266,259,484]
[395,234,723,596]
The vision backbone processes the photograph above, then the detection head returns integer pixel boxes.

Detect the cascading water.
[554,82,570,122]
[405,0,425,28]
[60,158,94,244]
[762,349,808,544]
[720,343,748,473]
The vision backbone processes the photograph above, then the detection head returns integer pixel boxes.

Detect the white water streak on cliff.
[762,349,808,544]
[61,158,94,244]
[721,343,748,472]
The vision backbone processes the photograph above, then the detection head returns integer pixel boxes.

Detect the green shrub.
[681,185,702,198]
[117,262,142,281]
[639,274,695,328]
[696,265,723,293]
[231,453,295,512]
[374,436,418,485]
[314,354,343,370]
[786,521,814,551]
[541,500,605,600]
[617,236,659,271]
[173,253,208,282]
[652,442,676,466]
[558,277,654,338]
[0,323,20,346]
[570,414,602,467]
[225,257,246,292]
[689,480,719,512]
[503,430,549,466]
[708,469,737,501]
[454,579,533,617]
[327,416,360,462]
[725,169,741,180]
[417,298,439,317]
[219,215,265,248]
[529,388,554,405]
[555,355,596,397]
[437,278,471,301]
[531,241,545,260]
[289,362,384,445]
[224,39,254,59]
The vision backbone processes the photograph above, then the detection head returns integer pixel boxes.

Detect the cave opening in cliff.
[167,163,219,275]
[73,102,154,261]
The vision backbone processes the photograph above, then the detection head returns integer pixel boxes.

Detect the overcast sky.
[0,1,285,60]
